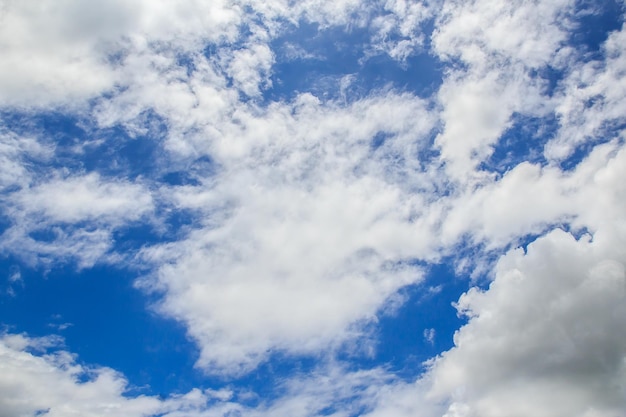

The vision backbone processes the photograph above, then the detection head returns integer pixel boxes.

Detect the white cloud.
[359,139,626,417]
[0,130,53,191]
[423,328,435,345]
[428,226,626,417]
[0,0,246,108]
[0,333,163,417]
[0,0,125,108]
[367,0,433,61]
[435,68,548,181]
[548,22,626,160]
[0,332,408,417]
[0,0,430,109]
[438,138,626,251]
[13,173,153,224]
[290,0,368,28]
[433,0,573,68]
[2,1,626,415]
[431,0,575,181]
[223,41,275,97]
[139,92,440,373]
[441,160,570,248]
[362,378,444,417]
[0,173,154,267]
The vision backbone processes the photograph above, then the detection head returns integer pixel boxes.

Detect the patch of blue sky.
[100,262,470,402]
[0,213,11,235]
[369,131,391,151]
[112,223,168,253]
[512,222,592,257]
[27,228,61,244]
[159,155,218,186]
[480,113,559,175]
[558,123,626,171]
[569,0,624,60]
[359,50,443,97]
[0,259,211,397]
[227,354,321,406]
[84,124,168,181]
[265,21,442,103]
[529,65,566,98]
[317,395,372,417]
[368,263,468,381]
[175,52,198,78]
[483,0,625,176]
[0,110,167,181]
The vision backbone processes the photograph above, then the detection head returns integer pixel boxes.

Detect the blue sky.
[1,1,626,416]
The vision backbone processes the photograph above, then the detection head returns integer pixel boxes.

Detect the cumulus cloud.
[0,333,162,417]
[0,0,245,108]
[360,115,626,417]
[431,0,575,181]
[438,138,626,252]
[139,92,440,373]
[0,0,432,109]
[356,140,626,417]
[0,0,127,108]
[429,226,626,417]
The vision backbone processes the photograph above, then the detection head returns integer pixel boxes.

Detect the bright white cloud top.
[1,1,625,416]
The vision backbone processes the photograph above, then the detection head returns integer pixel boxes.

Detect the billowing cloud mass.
[1,0,625,416]
[432,229,626,417]
[139,93,438,372]
[0,333,162,417]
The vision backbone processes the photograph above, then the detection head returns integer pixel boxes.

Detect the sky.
[0,0,625,416]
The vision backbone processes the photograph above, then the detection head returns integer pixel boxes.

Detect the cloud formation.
[0,333,161,417]
[1,0,625,416]
[140,92,439,373]
[0,332,400,417]
[1,172,153,268]
[429,228,626,417]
